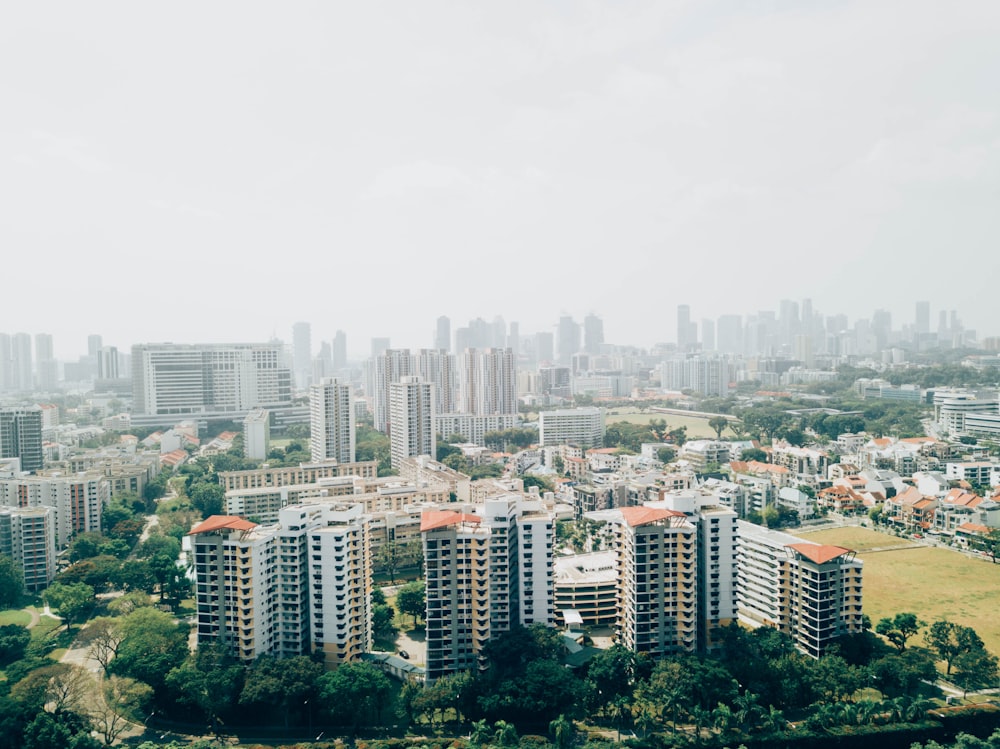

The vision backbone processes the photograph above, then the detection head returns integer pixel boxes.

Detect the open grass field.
[602,409,736,439]
[798,525,1000,654]
[0,610,31,626]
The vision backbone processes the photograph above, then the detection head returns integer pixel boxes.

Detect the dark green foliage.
[318,661,393,727]
[0,624,30,666]
[396,580,425,625]
[0,555,24,609]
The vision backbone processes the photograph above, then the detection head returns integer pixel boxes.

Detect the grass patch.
[796,526,1000,654]
[798,525,918,552]
[603,410,733,439]
[0,610,32,626]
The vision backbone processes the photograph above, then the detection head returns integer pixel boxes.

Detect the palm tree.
[470,719,492,748]
[549,714,575,749]
[856,700,880,726]
[712,702,734,739]
[689,705,712,744]
[761,704,787,735]
[733,691,765,733]
[493,720,519,748]
[607,697,630,742]
[631,699,660,739]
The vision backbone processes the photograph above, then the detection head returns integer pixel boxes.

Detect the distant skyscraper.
[557,316,580,365]
[416,348,457,414]
[34,334,57,390]
[0,406,43,473]
[915,301,930,336]
[389,376,435,469]
[435,316,451,352]
[310,378,355,463]
[11,334,32,392]
[332,330,347,371]
[87,334,103,359]
[292,322,312,389]
[677,305,696,352]
[535,332,554,364]
[584,314,604,354]
[97,346,120,380]
[701,319,715,352]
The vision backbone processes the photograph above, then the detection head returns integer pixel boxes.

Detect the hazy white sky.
[2,1,998,358]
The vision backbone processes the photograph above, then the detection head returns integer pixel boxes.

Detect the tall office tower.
[370,337,391,358]
[0,335,10,391]
[0,506,57,592]
[584,313,604,354]
[371,349,413,433]
[190,503,372,666]
[737,522,863,658]
[602,506,698,658]
[557,316,580,365]
[506,322,519,359]
[389,376,435,469]
[0,406,43,473]
[34,334,57,390]
[435,316,451,352]
[492,316,507,349]
[310,378,355,463]
[291,322,312,389]
[779,299,800,347]
[460,348,517,416]
[535,332,554,365]
[677,305,697,352]
[421,495,555,683]
[130,342,293,424]
[243,409,271,461]
[11,334,32,392]
[915,301,930,337]
[97,346,120,380]
[415,349,456,414]
[716,315,742,355]
[701,319,715,352]
[332,330,348,371]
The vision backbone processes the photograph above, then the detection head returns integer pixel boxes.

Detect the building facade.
[310,378,355,464]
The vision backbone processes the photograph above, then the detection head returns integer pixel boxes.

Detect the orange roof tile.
[619,506,686,528]
[957,523,991,535]
[188,515,258,535]
[786,543,852,564]
[420,510,481,532]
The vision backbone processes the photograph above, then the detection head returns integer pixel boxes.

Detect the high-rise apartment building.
[97,346,120,380]
[0,506,56,592]
[243,409,270,461]
[190,503,372,666]
[371,349,412,433]
[131,343,292,425]
[737,522,863,658]
[389,377,435,469]
[421,495,554,682]
[0,406,44,473]
[310,378,355,464]
[416,349,456,414]
[0,471,106,544]
[538,407,605,448]
[459,348,516,416]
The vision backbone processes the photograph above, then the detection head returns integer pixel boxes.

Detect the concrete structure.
[0,407,43,473]
[0,472,107,546]
[371,349,413,433]
[131,342,293,425]
[460,348,517,417]
[243,409,270,461]
[190,503,372,666]
[218,460,377,492]
[538,407,605,449]
[389,377,435,470]
[433,412,518,448]
[0,506,56,592]
[310,378,355,464]
[554,551,619,626]
[737,521,864,658]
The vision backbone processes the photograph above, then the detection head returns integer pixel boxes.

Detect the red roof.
[188,515,258,535]
[420,510,481,532]
[619,506,686,528]
[786,543,852,565]
[957,523,991,535]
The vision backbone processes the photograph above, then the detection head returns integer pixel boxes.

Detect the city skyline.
[2,3,999,356]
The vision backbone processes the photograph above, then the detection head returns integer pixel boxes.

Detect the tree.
[926,620,985,676]
[708,416,729,439]
[585,644,637,711]
[189,483,225,518]
[165,644,245,727]
[11,663,93,715]
[0,624,30,666]
[549,714,575,749]
[373,603,397,640]
[108,607,189,694]
[657,446,676,463]
[44,582,95,633]
[90,676,153,746]
[952,648,999,698]
[0,554,23,609]
[318,661,393,728]
[240,655,323,727]
[875,612,924,652]
[396,581,425,626]
[78,617,123,674]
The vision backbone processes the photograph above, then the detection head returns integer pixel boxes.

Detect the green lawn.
[0,610,31,626]
[798,526,1000,654]
[603,410,735,439]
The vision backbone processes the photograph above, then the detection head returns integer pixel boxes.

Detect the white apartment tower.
[460,348,517,416]
[243,409,271,461]
[389,377,435,470]
[310,378,355,463]
[0,506,57,592]
[372,349,413,433]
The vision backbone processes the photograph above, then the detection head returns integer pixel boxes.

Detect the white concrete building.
[310,378,355,464]
[538,407,605,449]
[389,377,436,470]
[243,409,270,461]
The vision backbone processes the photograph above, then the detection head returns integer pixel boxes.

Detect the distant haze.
[1,2,998,358]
